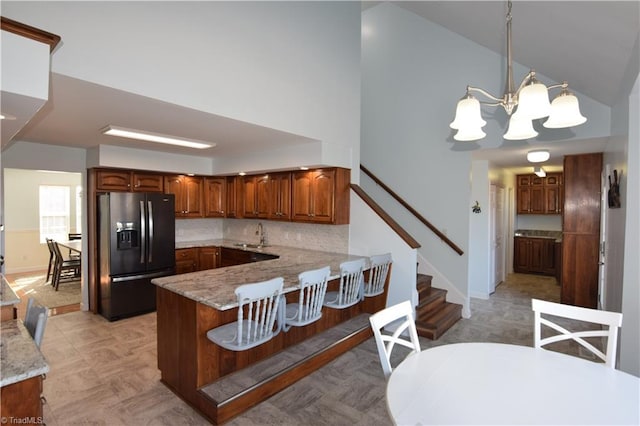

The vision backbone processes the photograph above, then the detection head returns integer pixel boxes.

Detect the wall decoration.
[472,201,481,214]
[608,169,621,208]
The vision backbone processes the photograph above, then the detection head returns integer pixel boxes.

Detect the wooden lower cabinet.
[175,248,198,274]
[198,246,220,270]
[514,237,556,276]
[0,375,45,425]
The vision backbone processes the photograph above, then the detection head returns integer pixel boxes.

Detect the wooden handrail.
[350,184,421,249]
[360,165,464,256]
[1,16,61,52]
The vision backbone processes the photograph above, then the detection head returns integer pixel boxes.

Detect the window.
[75,186,82,232]
[40,185,70,243]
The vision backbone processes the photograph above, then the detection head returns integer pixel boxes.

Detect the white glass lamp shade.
[454,126,486,141]
[527,150,550,163]
[503,113,538,140]
[516,81,551,120]
[543,91,587,128]
[450,96,487,130]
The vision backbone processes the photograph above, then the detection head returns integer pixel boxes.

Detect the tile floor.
[33,273,591,425]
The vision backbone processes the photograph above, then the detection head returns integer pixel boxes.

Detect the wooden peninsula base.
[156,272,388,424]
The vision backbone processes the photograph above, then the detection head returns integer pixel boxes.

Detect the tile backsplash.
[176,218,349,253]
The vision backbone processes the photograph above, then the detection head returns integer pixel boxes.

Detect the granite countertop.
[0,319,49,387]
[155,239,368,311]
[514,229,563,242]
[1,274,20,307]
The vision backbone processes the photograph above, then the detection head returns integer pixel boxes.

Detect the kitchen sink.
[234,243,269,249]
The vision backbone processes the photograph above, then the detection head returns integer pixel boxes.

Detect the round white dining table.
[386,342,640,425]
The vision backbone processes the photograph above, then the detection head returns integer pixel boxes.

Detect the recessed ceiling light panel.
[101,125,215,149]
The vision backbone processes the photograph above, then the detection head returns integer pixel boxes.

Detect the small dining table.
[386,342,640,425]
[57,239,82,254]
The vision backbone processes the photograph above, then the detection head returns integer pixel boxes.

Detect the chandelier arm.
[479,101,504,107]
[513,70,536,97]
[467,86,503,103]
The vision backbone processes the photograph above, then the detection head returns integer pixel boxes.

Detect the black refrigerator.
[98,192,175,321]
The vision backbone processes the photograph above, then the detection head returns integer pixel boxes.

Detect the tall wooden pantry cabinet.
[561,153,603,308]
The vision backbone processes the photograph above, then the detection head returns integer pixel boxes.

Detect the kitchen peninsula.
[152,240,390,424]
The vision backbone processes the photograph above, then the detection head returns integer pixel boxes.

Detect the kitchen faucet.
[256,222,266,246]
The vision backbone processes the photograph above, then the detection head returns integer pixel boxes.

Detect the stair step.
[416,302,463,340]
[417,287,447,312]
[416,273,433,288]
[199,314,372,424]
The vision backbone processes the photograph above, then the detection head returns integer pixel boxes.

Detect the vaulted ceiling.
[3,1,639,172]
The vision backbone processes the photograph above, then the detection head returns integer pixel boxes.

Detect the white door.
[598,167,609,310]
[490,185,505,294]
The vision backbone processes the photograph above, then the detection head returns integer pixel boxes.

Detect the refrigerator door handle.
[140,200,146,264]
[148,200,154,263]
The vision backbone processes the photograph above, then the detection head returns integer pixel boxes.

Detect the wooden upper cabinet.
[516,173,563,215]
[226,176,239,218]
[292,168,350,224]
[96,169,132,191]
[269,172,291,220]
[95,169,163,192]
[203,177,226,218]
[240,175,269,218]
[132,172,164,192]
[165,175,203,218]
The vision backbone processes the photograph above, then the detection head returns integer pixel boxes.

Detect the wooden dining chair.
[531,298,623,368]
[369,300,421,379]
[45,238,56,284]
[207,277,283,351]
[52,241,81,291]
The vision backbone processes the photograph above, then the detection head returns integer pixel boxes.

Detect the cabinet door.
[310,170,335,223]
[165,176,186,216]
[204,177,226,217]
[175,248,198,274]
[183,177,203,217]
[545,185,562,214]
[226,176,239,218]
[96,170,131,191]
[269,172,291,220]
[241,176,269,218]
[241,176,258,217]
[255,175,270,218]
[292,172,313,221]
[198,246,219,270]
[132,173,164,192]
[529,186,545,214]
[529,238,546,271]
[513,238,530,272]
[517,187,531,214]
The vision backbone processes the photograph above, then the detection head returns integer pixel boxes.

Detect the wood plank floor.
[32,273,594,425]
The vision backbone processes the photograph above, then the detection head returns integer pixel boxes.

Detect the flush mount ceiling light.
[533,166,546,177]
[101,125,215,149]
[527,149,550,163]
[449,1,587,141]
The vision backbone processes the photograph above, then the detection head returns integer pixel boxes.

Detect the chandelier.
[450,1,587,141]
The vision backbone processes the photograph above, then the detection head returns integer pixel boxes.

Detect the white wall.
[360,3,612,310]
[349,192,417,309]
[469,160,491,299]
[620,74,639,376]
[3,1,362,177]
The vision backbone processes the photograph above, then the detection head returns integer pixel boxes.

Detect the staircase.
[415,273,462,339]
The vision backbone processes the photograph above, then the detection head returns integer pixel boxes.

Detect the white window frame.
[40,185,70,243]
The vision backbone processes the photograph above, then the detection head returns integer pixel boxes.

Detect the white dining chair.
[24,297,49,348]
[531,298,623,368]
[323,258,365,310]
[363,253,392,298]
[207,277,283,351]
[282,266,330,332]
[369,300,421,379]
